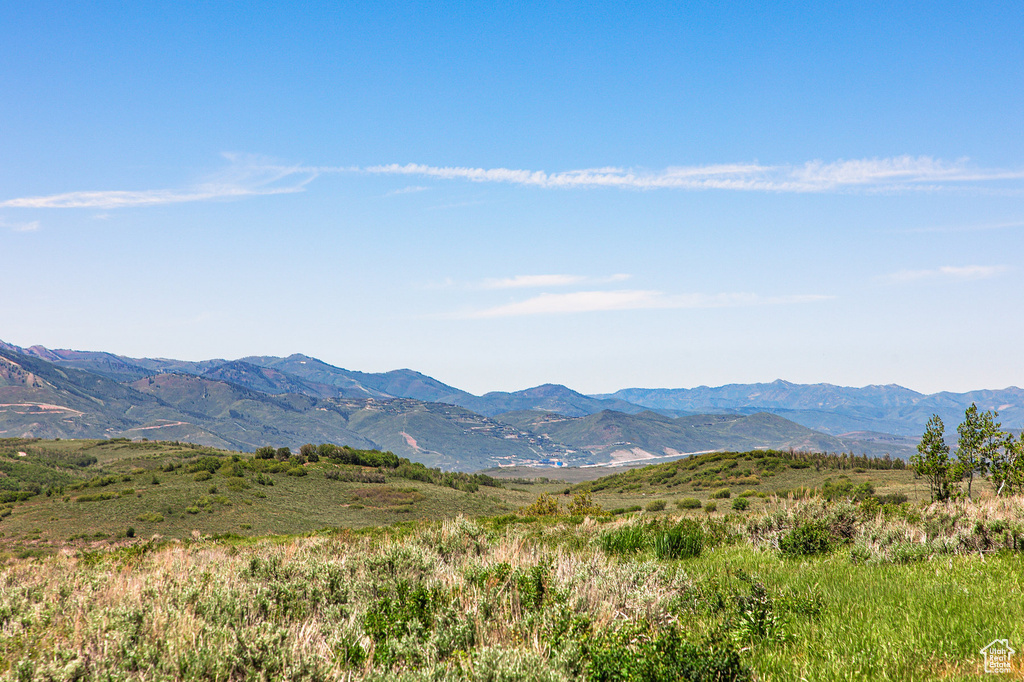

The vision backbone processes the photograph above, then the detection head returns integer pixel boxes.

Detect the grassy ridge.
[0,439,543,554]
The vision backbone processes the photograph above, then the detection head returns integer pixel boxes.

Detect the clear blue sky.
[2,1,1023,395]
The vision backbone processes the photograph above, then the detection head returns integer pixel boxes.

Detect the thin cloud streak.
[479,273,632,289]
[1,218,40,232]
[363,156,1024,193]
[0,153,317,209]
[5,154,1022,210]
[481,274,587,289]
[454,289,831,318]
[880,265,1010,283]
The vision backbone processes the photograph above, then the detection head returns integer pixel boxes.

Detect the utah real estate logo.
[981,639,1014,674]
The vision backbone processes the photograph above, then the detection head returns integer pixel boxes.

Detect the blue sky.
[2,1,1023,395]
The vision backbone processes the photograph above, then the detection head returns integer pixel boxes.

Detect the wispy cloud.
[454,289,830,318]
[364,156,1024,193]
[5,154,1022,211]
[481,274,586,289]
[0,218,40,232]
[0,153,316,209]
[880,265,1010,284]
[385,185,431,197]
[478,273,633,289]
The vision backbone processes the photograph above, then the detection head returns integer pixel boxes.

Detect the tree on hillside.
[911,414,952,501]
[955,404,1003,497]
[991,431,1024,495]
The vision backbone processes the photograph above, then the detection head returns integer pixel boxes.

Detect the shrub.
[600,523,651,556]
[732,498,749,512]
[654,520,704,559]
[254,446,276,460]
[779,521,833,556]
[286,467,308,477]
[704,502,717,513]
[645,500,667,512]
[185,506,200,514]
[194,471,212,482]
[136,512,163,523]
[522,493,561,516]
[711,488,731,499]
[126,527,135,538]
[568,491,604,516]
[677,497,702,509]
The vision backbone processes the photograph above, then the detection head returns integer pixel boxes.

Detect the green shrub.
[136,512,164,523]
[704,502,717,513]
[185,506,200,515]
[779,521,833,556]
[599,524,651,556]
[194,471,212,482]
[732,498,749,512]
[126,527,135,538]
[522,493,561,516]
[583,623,749,682]
[286,467,308,477]
[711,488,731,499]
[645,500,667,512]
[677,497,702,509]
[568,491,604,516]
[654,520,704,559]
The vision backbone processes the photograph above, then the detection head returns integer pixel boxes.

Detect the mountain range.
[2,339,1021,470]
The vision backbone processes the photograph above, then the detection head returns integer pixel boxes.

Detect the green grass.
[1,500,1023,680]
[1,439,1022,680]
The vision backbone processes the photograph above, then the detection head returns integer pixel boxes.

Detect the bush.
[521,493,561,516]
[779,521,833,556]
[654,520,704,559]
[568,491,604,516]
[126,527,135,538]
[254,446,276,460]
[677,497,702,509]
[732,498,749,512]
[645,500,667,512]
[711,488,731,499]
[704,502,717,513]
[600,524,651,556]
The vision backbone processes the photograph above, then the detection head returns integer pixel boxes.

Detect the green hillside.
[0,438,546,556]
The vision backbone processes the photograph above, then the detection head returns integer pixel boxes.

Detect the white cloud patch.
[456,289,830,318]
[881,265,1010,284]
[363,156,1024,193]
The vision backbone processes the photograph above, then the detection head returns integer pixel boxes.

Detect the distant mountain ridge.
[5,339,1023,466]
[0,339,927,469]
[599,381,1024,437]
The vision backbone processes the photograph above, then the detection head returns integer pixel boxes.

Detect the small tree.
[910,414,952,501]
[955,404,1003,497]
[991,432,1024,495]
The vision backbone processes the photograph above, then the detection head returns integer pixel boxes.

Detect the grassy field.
[1,439,1021,680]
[0,438,555,556]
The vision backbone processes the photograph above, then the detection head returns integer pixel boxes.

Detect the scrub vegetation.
[1,436,1022,680]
